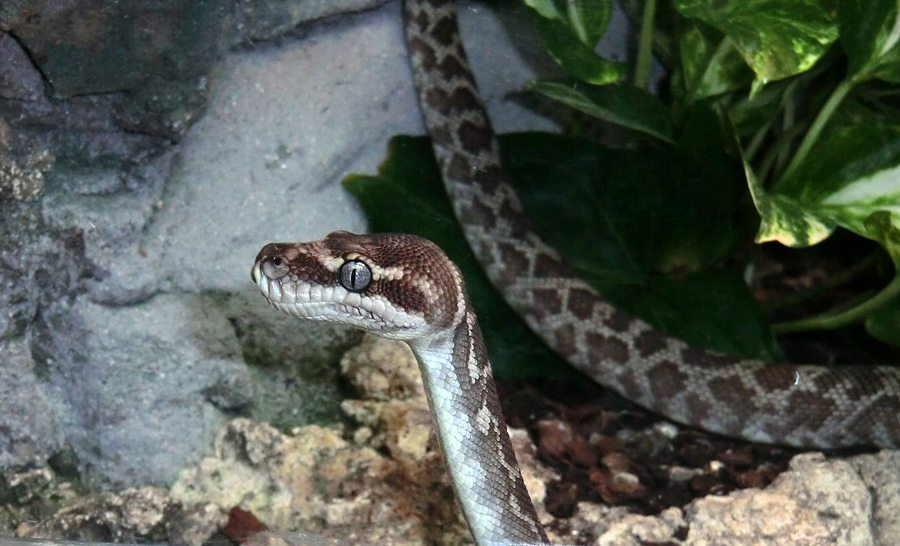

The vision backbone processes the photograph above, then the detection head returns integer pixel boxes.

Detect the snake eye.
[339,260,372,292]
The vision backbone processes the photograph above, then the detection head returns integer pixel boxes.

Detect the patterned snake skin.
[404,0,900,449]
[251,0,900,544]
[252,233,546,544]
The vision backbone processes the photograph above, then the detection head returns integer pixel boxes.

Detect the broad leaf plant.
[345,0,900,378]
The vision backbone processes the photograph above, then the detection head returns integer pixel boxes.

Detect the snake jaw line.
[253,244,436,339]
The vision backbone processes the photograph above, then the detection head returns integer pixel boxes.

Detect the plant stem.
[634,0,657,90]
[764,252,878,312]
[756,123,806,183]
[743,124,770,163]
[777,78,854,187]
[772,274,900,334]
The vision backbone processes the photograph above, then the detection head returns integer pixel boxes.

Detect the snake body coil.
[253,0,900,544]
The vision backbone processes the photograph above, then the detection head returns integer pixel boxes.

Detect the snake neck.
[404,2,548,542]
[408,308,548,545]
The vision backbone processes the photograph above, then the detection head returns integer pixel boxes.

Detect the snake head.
[252,231,467,340]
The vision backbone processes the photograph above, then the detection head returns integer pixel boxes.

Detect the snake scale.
[252,0,900,543]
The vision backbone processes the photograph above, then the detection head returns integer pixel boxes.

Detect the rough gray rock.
[0,340,64,470]
[16,484,225,546]
[36,293,254,488]
[594,451,900,545]
[0,0,553,490]
[1,0,390,140]
[232,0,390,41]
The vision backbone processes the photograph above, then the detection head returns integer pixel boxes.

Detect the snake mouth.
[252,259,400,332]
[252,260,430,338]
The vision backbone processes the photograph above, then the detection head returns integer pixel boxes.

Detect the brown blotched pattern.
[404,0,900,453]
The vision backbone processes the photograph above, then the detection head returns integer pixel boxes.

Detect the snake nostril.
[262,255,289,280]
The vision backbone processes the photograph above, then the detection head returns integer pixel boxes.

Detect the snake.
[251,0,900,544]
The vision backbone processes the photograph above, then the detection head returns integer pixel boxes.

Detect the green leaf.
[528,7,624,85]
[745,161,836,247]
[344,133,779,368]
[750,123,900,251]
[783,123,900,200]
[784,123,900,234]
[616,273,781,358]
[677,101,743,180]
[864,211,900,269]
[502,133,779,359]
[838,0,900,83]
[528,80,675,142]
[866,296,900,347]
[506,134,775,358]
[523,0,613,46]
[725,76,799,138]
[619,0,684,70]
[566,0,612,45]
[675,0,837,85]
[501,133,743,277]
[676,19,754,101]
[524,0,558,20]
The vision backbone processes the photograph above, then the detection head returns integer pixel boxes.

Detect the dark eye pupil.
[339,260,372,292]
[271,257,283,267]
